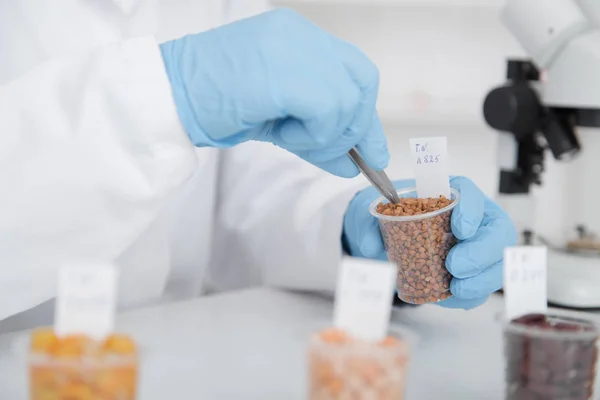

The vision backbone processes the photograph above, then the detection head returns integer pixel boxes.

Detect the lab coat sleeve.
[0,36,196,320]
[210,142,368,293]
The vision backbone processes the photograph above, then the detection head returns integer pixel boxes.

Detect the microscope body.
[482,0,600,307]
[484,0,600,197]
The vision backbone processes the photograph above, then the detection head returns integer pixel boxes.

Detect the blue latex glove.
[160,8,389,178]
[343,177,517,310]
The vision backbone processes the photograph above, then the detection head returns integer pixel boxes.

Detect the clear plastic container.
[501,313,600,400]
[29,328,138,400]
[369,187,460,304]
[308,329,410,400]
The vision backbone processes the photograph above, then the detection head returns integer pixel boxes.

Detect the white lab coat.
[0,0,367,333]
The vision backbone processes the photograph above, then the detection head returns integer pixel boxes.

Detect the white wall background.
[274,0,600,244]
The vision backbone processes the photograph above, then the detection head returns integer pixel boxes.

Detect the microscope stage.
[547,248,600,308]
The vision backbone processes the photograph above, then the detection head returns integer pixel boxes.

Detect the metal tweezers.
[348,148,400,204]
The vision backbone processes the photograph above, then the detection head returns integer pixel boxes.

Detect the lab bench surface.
[0,288,517,399]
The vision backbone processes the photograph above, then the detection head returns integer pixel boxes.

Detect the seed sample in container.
[308,328,410,400]
[29,328,138,400]
[370,188,459,304]
[504,313,599,400]
[30,263,139,400]
[311,258,409,400]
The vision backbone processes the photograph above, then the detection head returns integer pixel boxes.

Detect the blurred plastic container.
[308,328,410,400]
[29,328,138,400]
[369,187,459,304]
[502,313,600,400]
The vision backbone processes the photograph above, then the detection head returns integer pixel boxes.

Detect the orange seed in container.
[30,328,59,353]
[379,336,400,347]
[59,382,93,400]
[102,333,137,355]
[308,329,410,400]
[29,329,139,400]
[49,334,93,358]
[318,328,351,344]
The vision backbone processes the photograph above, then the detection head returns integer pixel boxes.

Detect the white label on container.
[503,246,548,321]
[333,258,396,342]
[55,263,119,339]
[409,137,451,198]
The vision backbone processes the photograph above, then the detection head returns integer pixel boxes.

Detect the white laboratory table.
[0,288,515,399]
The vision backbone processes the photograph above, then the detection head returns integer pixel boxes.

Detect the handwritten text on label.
[414,142,441,164]
[333,258,396,342]
[55,263,119,339]
[503,246,547,321]
[409,137,450,198]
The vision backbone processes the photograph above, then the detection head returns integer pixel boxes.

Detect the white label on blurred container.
[55,263,118,339]
[333,258,396,342]
[503,246,548,321]
[409,137,451,198]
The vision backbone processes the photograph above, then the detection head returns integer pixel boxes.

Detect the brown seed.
[377,195,457,304]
